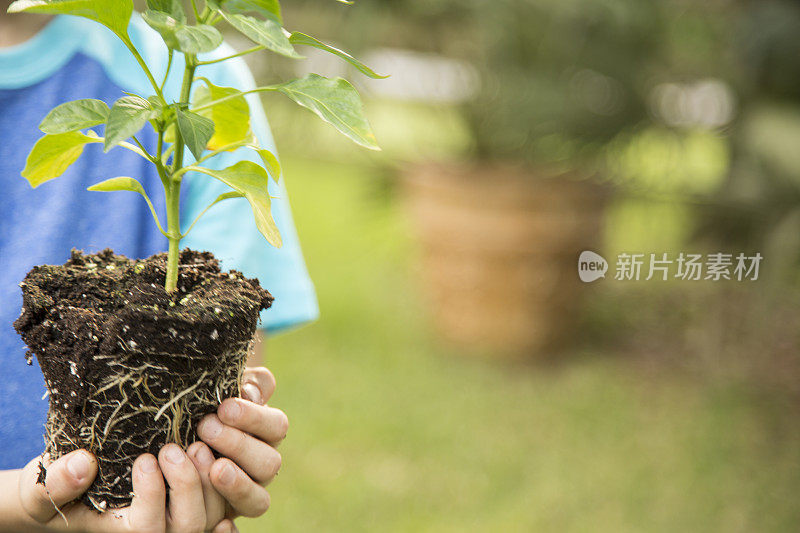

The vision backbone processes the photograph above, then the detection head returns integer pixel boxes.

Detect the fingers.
[240,367,276,404]
[19,450,97,523]
[127,454,166,533]
[217,398,289,446]
[209,459,271,518]
[198,415,282,485]
[212,519,240,533]
[158,444,205,533]
[187,441,226,529]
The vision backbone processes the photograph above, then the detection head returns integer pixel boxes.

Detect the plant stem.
[161,144,175,166]
[125,40,166,105]
[191,85,278,113]
[192,140,249,165]
[155,127,169,191]
[119,141,154,162]
[164,177,181,292]
[164,57,198,292]
[131,136,155,163]
[196,46,265,66]
[173,62,197,174]
[160,50,174,93]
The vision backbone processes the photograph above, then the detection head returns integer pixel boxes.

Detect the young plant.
[10,0,384,292]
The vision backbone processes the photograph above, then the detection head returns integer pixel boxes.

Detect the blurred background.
[214,0,800,531]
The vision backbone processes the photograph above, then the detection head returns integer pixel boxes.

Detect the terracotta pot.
[402,162,607,358]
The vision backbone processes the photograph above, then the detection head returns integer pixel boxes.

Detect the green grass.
[238,156,800,533]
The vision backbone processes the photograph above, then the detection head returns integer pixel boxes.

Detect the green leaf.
[207,190,245,206]
[246,143,281,183]
[87,176,147,194]
[142,10,222,54]
[289,32,387,79]
[220,12,300,59]
[147,95,164,110]
[192,161,282,246]
[21,131,102,187]
[209,0,281,23]
[176,24,223,54]
[87,177,165,235]
[163,123,176,144]
[146,0,184,22]
[275,74,379,150]
[176,108,215,160]
[104,95,157,151]
[39,99,110,134]
[193,78,251,150]
[184,191,245,237]
[8,0,133,42]
[141,10,180,48]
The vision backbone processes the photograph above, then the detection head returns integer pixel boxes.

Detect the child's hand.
[2,366,286,532]
[194,367,288,521]
[11,448,237,532]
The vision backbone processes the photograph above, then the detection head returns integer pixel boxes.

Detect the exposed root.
[154,371,208,422]
[16,249,271,512]
[46,487,69,526]
[42,338,251,512]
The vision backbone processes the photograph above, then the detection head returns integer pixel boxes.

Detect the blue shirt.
[0,16,318,469]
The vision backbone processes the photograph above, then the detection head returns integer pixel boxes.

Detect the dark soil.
[14,249,272,511]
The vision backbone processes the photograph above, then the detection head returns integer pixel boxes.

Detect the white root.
[42,337,252,511]
[154,371,208,422]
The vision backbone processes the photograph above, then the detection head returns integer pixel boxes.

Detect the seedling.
[10,0,384,292]
[10,0,385,511]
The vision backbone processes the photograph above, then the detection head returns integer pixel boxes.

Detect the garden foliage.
[9,0,383,291]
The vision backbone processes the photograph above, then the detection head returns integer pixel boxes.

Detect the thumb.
[19,450,97,523]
